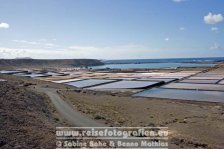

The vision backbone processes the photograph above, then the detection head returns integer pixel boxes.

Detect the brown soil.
[0,79,63,149]
[57,87,224,149]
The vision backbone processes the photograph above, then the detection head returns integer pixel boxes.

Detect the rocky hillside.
[0,81,57,148]
[0,59,103,69]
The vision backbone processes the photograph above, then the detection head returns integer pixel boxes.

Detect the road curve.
[37,87,105,127]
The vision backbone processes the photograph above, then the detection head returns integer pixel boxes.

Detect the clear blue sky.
[0,0,223,59]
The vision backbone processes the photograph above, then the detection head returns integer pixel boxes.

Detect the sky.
[0,0,224,59]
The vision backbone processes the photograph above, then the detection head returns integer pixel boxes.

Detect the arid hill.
[0,80,59,148]
[0,59,103,69]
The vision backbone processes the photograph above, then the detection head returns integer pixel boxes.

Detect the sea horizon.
[103,57,224,64]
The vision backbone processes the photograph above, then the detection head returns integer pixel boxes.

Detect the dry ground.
[1,65,224,149]
[58,89,224,149]
[0,76,65,149]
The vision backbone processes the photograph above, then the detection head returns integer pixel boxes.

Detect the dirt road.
[36,86,105,127]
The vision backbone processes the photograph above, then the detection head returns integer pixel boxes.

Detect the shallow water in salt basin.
[134,88,224,103]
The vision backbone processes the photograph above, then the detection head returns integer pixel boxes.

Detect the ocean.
[90,57,223,69]
[103,57,224,64]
